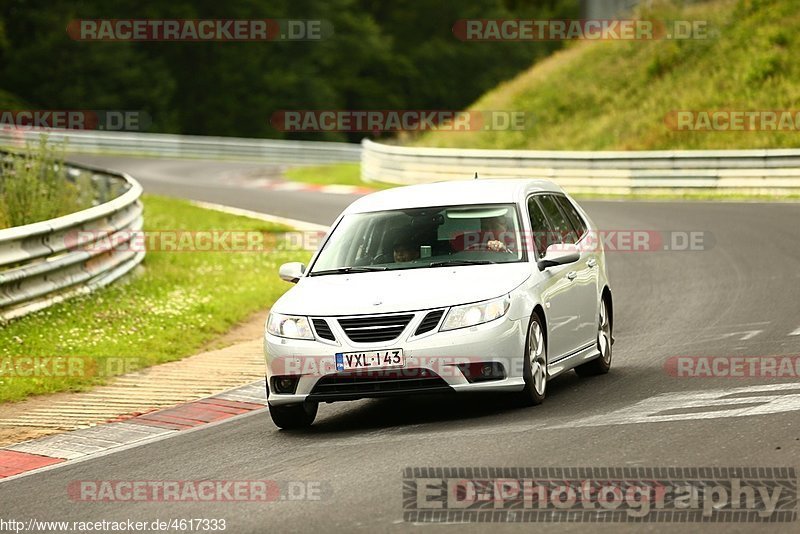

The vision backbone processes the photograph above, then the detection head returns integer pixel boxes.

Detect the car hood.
[273,263,532,316]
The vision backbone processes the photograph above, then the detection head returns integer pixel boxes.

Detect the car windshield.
[309,203,525,275]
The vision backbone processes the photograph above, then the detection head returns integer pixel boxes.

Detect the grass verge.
[0,194,311,403]
[283,163,396,190]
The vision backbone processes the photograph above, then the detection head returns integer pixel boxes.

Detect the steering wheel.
[465,240,511,253]
[464,242,492,252]
[371,253,393,264]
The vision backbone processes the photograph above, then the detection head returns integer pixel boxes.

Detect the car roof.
[343,178,564,214]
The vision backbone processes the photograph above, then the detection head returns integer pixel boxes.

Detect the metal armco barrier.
[361,139,800,194]
[0,128,361,165]
[0,153,144,322]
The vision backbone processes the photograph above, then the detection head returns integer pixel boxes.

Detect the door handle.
[566,271,577,281]
[587,258,597,268]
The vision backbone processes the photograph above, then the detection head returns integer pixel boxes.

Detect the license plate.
[335,349,404,371]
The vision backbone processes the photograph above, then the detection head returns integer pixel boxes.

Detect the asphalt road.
[2,155,799,533]
[70,154,354,224]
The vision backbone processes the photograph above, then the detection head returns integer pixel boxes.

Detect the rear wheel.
[575,297,612,377]
[269,402,318,429]
[516,314,547,406]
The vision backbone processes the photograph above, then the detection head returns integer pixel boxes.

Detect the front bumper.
[264,311,527,405]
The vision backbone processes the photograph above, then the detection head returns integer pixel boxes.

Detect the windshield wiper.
[309,266,388,277]
[428,259,497,268]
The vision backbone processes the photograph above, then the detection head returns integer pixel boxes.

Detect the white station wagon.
[264,179,613,428]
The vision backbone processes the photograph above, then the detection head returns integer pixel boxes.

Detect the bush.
[0,136,92,229]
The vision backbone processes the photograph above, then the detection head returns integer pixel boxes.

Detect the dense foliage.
[0,0,577,142]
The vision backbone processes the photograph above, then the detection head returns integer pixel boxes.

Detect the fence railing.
[6,130,799,194]
[361,139,800,194]
[0,152,144,321]
[0,128,361,165]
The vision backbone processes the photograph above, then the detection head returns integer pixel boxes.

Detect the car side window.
[527,196,550,259]
[555,195,587,240]
[537,195,578,245]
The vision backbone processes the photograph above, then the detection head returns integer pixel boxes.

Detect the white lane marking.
[550,382,800,429]
[319,184,371,195]
[234,176,374,196]
[620,322,770,341]
[190,200,329,231]
[789,327,800,336]
[706,330,763,342]
[311,383,800,445]
[271,181,312,192]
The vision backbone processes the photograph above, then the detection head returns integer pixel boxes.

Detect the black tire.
[269,402,318,429]
[516,313,547,406]
[575,297,612,377]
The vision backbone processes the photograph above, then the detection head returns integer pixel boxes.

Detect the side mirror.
[278,262,305,283]
[537,243,580,271]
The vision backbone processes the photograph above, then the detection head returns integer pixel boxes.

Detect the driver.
[481,215,513,252]
[393,238,420,262]
[451,215,515,253]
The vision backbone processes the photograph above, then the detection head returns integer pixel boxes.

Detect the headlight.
[440,296,510,331]
[267,313,314,340]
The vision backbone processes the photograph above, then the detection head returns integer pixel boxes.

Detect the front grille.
[309,369,451,400]
[338,314,414,343]
[415,310,444,335]
[312,319,335,341]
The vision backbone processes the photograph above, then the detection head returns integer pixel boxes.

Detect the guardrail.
[361,139,800,194]
[0,152,144,322]
[0,128,361,165]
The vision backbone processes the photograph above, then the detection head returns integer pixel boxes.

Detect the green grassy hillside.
[416,0,800,150]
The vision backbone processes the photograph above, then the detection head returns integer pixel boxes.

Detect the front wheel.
[575,297,612,377]
[269,402,318,429]
[516,314,547,406]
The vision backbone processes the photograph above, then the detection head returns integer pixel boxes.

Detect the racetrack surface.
[2,155,799,532]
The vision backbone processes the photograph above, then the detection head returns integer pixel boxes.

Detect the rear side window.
[527,197,550,258]
[555,195,587,239]
[537,195,578,245]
